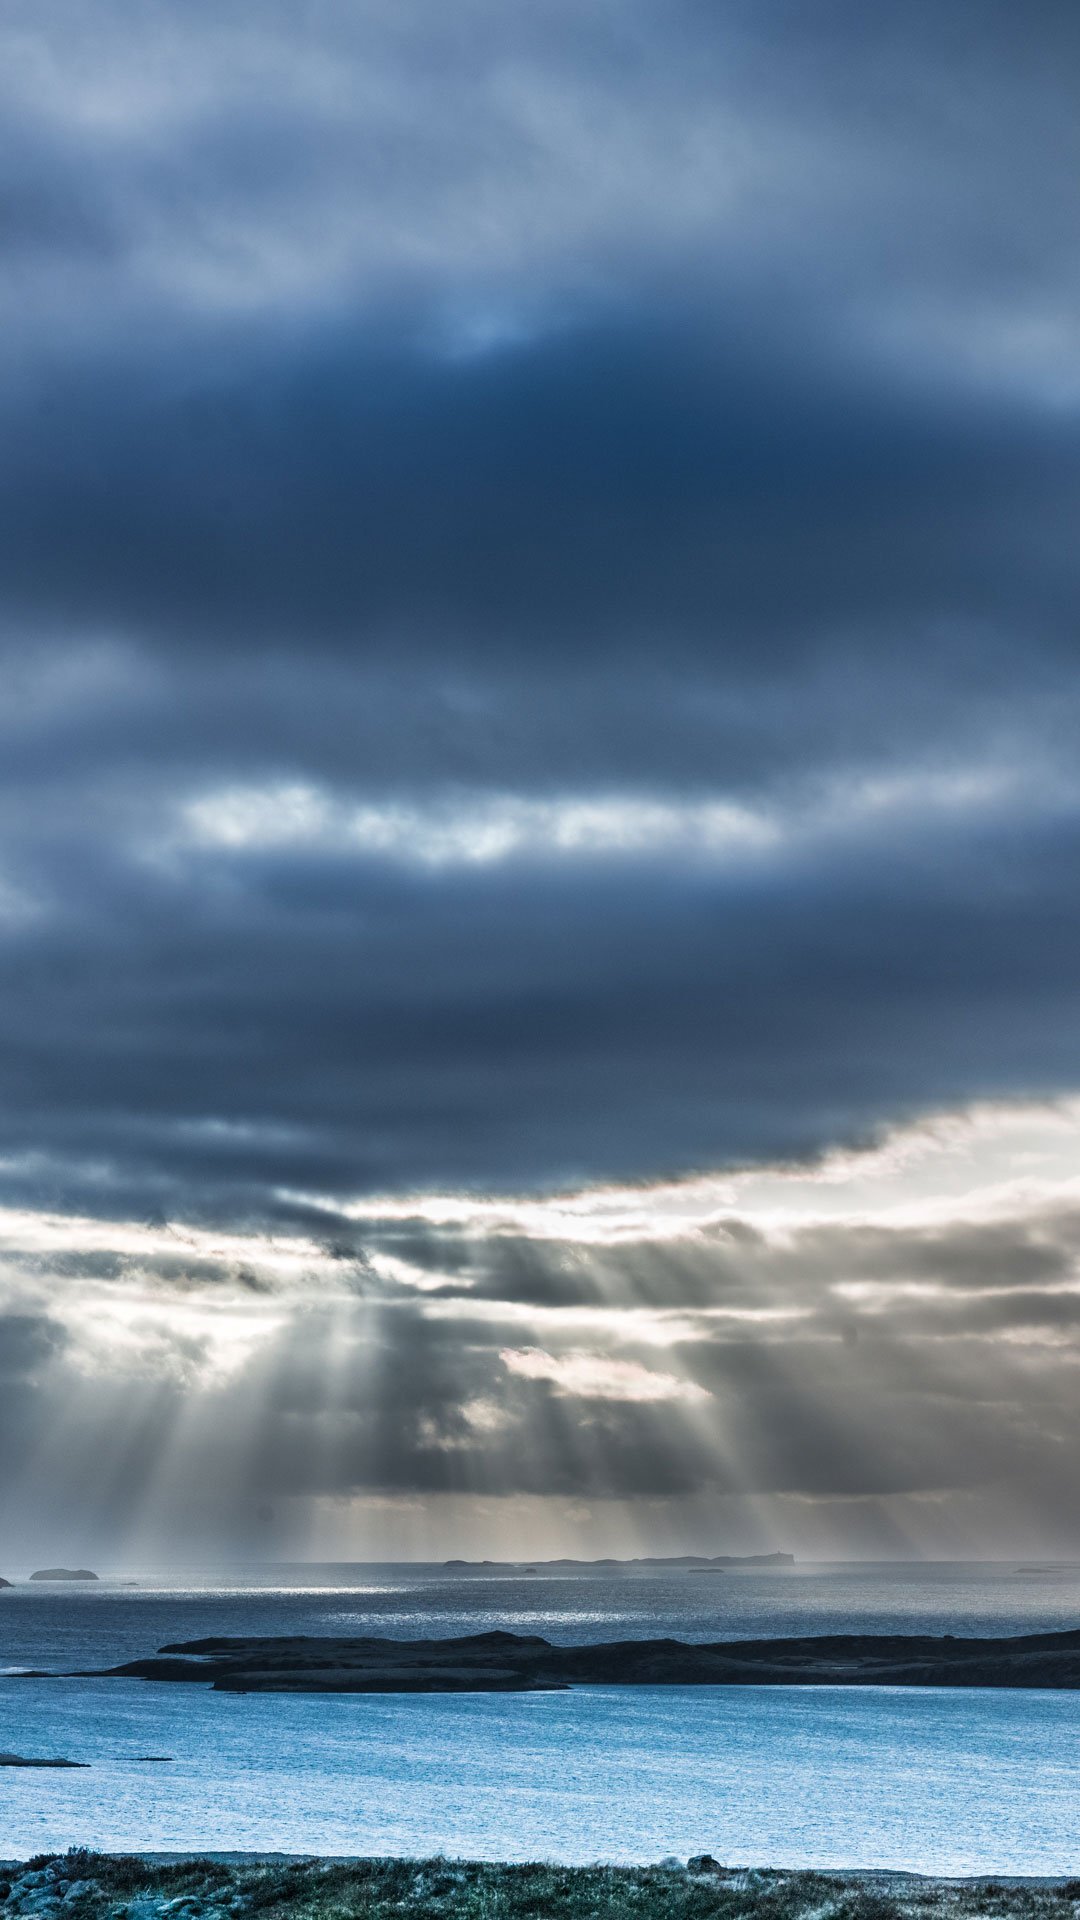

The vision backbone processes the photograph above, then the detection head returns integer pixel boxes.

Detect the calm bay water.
[2,1562,1080,1871]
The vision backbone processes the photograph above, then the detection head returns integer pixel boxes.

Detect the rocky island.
[67,1624,1080,1693]
[29,1567,98,1581]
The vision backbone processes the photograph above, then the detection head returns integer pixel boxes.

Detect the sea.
[2,1561,1080,1873]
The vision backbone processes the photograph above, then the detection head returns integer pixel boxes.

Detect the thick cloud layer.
[4,1105,1080,1560]
[2,0,1080,1557]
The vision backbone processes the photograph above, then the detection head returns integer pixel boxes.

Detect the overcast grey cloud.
[2,0,1080,1561]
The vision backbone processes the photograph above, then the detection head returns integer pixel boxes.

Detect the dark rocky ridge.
[75,1625,1080,1693]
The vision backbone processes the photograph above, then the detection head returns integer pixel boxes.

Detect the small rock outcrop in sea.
[29,1567,99,1581]
[0,1574,12,1588]
[0,1752,89,1767]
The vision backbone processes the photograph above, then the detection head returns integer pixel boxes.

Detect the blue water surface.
[2,1562,1079,1870]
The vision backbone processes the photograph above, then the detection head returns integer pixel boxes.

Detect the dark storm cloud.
[4,307,1077,667]
[6,802,1080,1210]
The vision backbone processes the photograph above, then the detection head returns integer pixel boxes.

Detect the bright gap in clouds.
[311,1095,1080,1244]
[173,761,1037,872]
[501,1347,710,1403]
[180,783,777,865]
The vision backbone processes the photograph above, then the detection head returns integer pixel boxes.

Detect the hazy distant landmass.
[29,1567,99,1581]
[78,1623,1080,1692]
[441,1553,795,1570]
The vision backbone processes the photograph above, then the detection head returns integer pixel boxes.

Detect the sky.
[3,0,1080,1568]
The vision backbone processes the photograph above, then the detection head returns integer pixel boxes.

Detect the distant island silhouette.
[441,1553,795,1570]
[30,1567,99,1581]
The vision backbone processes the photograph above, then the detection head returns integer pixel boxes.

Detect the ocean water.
[2,1561,1080,1872]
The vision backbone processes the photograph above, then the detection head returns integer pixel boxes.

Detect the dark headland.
[72,1624,1080,1692]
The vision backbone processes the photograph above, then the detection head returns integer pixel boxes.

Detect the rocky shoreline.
[60,1625,1080,1693]
[0,1854,1078,1920]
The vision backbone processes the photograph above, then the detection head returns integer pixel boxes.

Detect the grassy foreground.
[1,1856,1079,1920]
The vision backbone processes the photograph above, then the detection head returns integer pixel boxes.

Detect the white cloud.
[501,1345,710,1402]
[173,751,1053,877]
[180,782,777,866]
